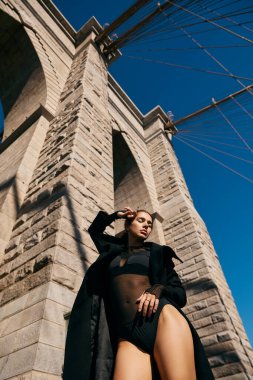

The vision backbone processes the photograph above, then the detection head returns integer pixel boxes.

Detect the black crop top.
[108,248,150,278]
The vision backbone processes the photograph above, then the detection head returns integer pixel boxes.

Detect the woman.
[63,207,214,380]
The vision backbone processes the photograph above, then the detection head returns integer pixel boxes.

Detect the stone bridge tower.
[0,1,252,379]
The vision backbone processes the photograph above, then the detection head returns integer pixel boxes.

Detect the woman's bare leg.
[154,305,196,380]
[113,340,152,380]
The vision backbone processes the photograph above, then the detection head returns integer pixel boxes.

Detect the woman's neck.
[128,237,144,249]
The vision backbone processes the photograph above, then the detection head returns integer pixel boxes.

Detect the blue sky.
[1,1,252,345]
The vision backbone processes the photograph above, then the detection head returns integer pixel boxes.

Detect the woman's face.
[127,211,153,241]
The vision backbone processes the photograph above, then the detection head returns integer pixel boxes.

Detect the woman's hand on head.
[117,207,136,220]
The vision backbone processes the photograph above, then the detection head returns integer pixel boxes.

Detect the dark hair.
[124,209,154,231]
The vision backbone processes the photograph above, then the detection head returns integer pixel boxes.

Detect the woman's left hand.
[136,292,159,318]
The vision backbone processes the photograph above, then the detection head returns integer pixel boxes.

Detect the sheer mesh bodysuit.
[108,247,151,326]
[107,246,171,354]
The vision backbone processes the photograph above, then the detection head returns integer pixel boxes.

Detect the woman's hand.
[117,207,136,220]
[136,291,159,318]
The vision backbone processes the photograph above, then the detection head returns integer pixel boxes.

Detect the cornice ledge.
[143,106,169,127]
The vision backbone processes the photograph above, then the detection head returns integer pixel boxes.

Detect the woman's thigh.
[113,339,152,380]
[154,304,196,380]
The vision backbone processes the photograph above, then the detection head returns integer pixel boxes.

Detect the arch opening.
[113,131,154,235]
[0,10,47,141]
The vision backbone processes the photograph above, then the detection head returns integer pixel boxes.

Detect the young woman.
[63,207,214,380]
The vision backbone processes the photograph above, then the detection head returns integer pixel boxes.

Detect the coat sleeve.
[88,211,121,255]
[145,246,187,308]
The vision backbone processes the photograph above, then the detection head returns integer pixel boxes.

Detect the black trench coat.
[63,211,214,380]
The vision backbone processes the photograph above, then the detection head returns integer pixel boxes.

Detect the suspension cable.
[178,135,253,164]
[167,1,253,44]
[175,136,253,184]
[213,99,253,153]
[125,55,253,80]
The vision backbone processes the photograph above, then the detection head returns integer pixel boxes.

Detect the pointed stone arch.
[113,131,152,210]
[112,130,164,242]
[0,9,55,254]
[0,2,65,139]
[0,9,47,140]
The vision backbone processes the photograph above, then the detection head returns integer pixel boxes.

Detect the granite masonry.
[0,1,252,379]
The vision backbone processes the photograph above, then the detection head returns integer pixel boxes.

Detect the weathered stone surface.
[40,320,65,349]
[51,264,76,290]
[0,344,37,379]
[34,343,63,375]
[0,292,28,321]
[0,266,51,306]
[212,362,244,378]
[13,321,41,352]
[218,374,250,380]
[0,301,45,337]
[3,370,60,380]
[43,299,67,326]
[26,283,49,308]
[47,281,76,309]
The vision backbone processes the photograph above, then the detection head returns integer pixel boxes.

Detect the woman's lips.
[140,230,147,235]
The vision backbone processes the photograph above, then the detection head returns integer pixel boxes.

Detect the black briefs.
[117,297,171,354]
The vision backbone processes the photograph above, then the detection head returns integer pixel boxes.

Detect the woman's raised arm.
[88,211,119,254]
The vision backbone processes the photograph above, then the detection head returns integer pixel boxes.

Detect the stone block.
[207,295,220,306]
[43,299,67,326]
[23,234,41,252]
[13,320,41,352]
[197,322,230,339]
[193,316,212,329]
[5,237,21,254]
[47,281,76,308]
[26,283,49,308]
[209,355,225,366]
[201,334,218,347]
[15,262,34,283]
[51,264,76,290]
[212,362,244,378]
[0,301,45,337]
[0,344,37,379]
[0,329,16,357]
[218,374,250,380]
[212,312,227,324]
[41,222,59,241]
[3,246,23,264]
[206,341,238,357]
[34,252,54,273]
[11,239,56,273]
[31,370,61,379]
[34,343,63,375]
[40,319,65,349]
[0,293,28,321]
[31,209,48,226]
[54,247,84,275]
[1,265,51,306]
[192,304,225,321]
[184,300,207,314]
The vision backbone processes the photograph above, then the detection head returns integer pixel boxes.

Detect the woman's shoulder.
[146,241,183,263]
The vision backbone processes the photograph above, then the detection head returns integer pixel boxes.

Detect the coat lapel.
[146,242,164,285]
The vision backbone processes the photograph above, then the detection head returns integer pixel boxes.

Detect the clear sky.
[1,0,252,345]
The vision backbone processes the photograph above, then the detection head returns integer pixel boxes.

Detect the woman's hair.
[124,209,154,231]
